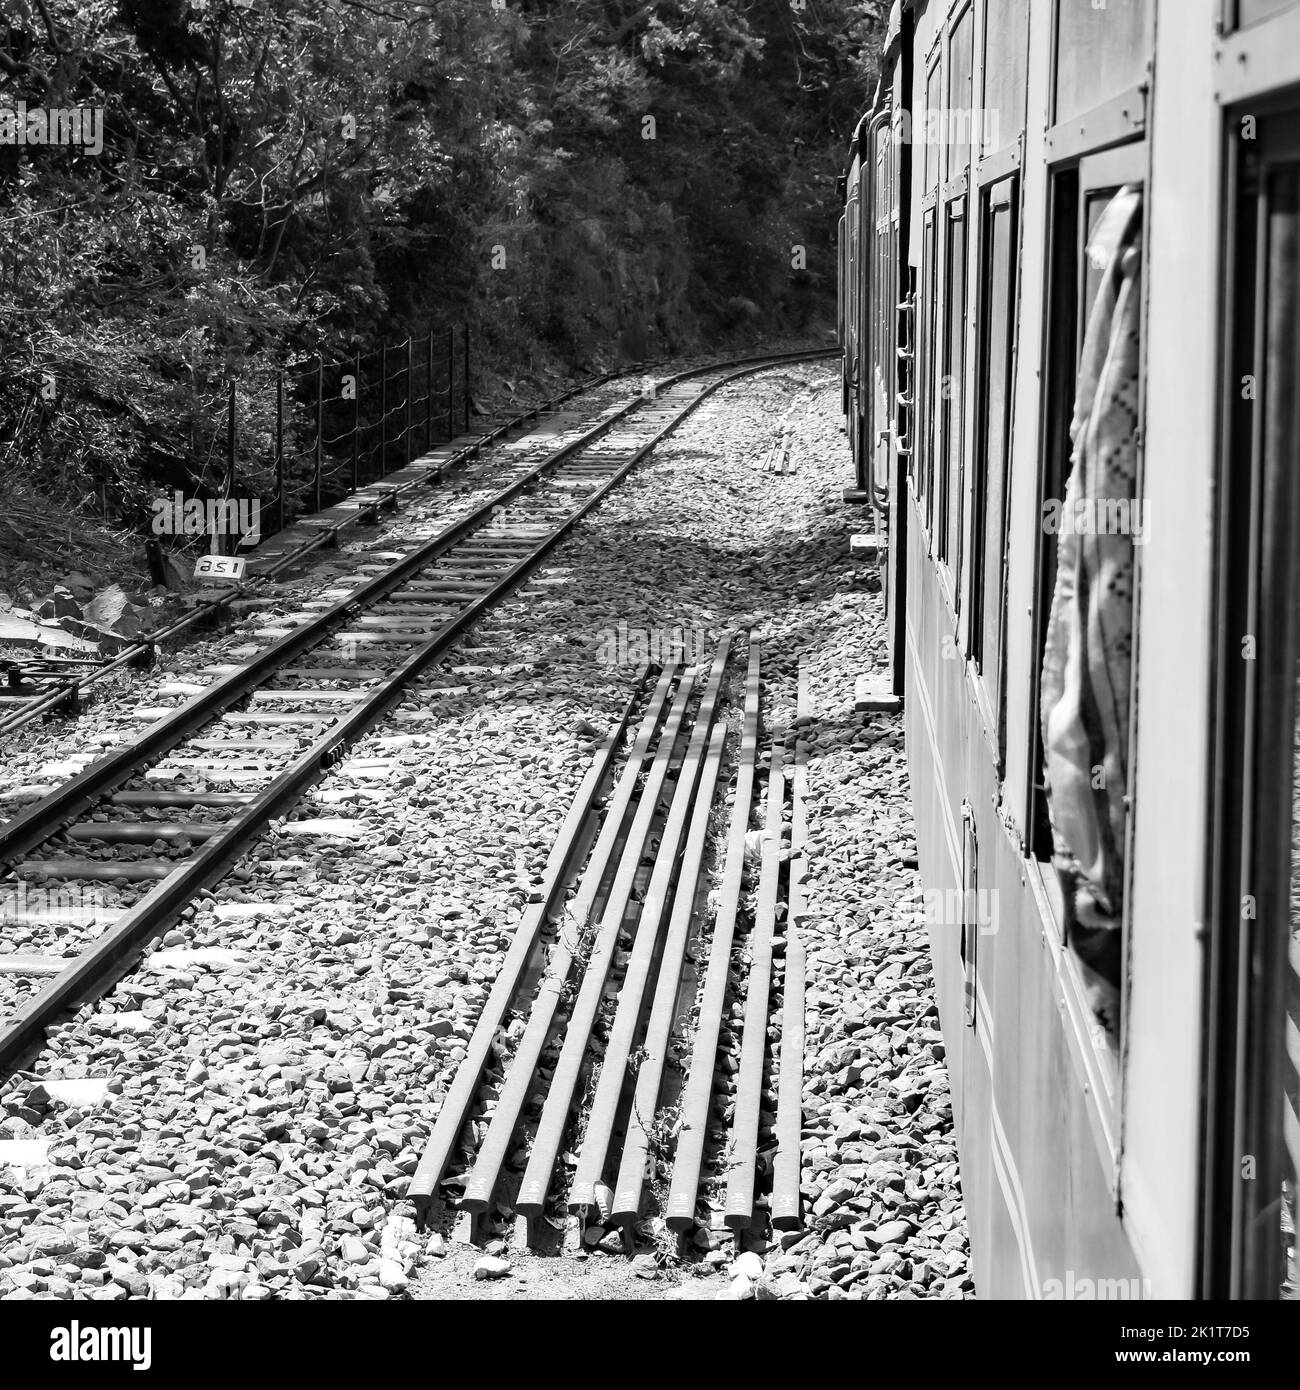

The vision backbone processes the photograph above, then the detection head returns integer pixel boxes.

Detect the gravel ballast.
[0,360,970,1301]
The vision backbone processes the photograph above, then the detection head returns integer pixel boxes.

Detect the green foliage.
[0,0,886,519]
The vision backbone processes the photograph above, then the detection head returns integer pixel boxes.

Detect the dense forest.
[0,0,885,536]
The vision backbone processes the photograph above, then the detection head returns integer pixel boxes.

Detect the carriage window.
[1235,0,1300,26]
[1053,0,1153,126]
[925,59,942,193]
[982,0,1030,156]
[855,158,871,432]
[919,211,938,524]
[1033,165,1143,1041]
[875,125,892,467]
[971,178,1018,750]
[837,214,846,358]
[1205,112,1300,1301]
[939,199,967,581]
[847,161,861,394]
[1030,172,1081,816]
[947,6,974,181]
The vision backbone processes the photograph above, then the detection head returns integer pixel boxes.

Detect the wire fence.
[211,321,472,551]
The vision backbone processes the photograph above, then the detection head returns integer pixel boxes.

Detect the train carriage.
[840,0,1300,1299]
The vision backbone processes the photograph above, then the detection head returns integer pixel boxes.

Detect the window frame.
[968,171,1020,774]
[845,151,862,416]
[979,0,1030,163]
[1026,139,1149,873]
[1200,101,1300,1303]
[937,190,968,585]
[917,37,944,541]
[855,146,876,477]
[1049,0,1155,133]
[934,3,974,600]
[1215,3,1300,106]
[1219,0,1300,33]
[872,118,897,509]
[1022,141,1149,1157]
[918,205,939,534]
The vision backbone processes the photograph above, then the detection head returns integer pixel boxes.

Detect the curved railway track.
[0,365,647,741]
[0,348,833,1092]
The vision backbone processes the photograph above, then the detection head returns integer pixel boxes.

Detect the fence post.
[463,322,470,434]
[405,336,413,466]
[351,350,361,492]
[275,371,285,534]
[446,325,454,441]
[380,341,389,476]
[221,380,236,557]
[314,358,323,513]
[425,329,434,452]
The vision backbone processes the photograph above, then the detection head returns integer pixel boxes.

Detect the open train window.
[1029,144,1145,1040]
[1051,0,1153,127]
[969,175,1019,760]
[1202,107,1300,1303]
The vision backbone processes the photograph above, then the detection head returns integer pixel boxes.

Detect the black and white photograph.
[0,0,1294,1360]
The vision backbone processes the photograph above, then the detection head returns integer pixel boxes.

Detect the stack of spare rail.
[407,635,811,1251]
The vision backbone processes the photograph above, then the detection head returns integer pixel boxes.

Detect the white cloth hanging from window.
[1040,186,1143,1031]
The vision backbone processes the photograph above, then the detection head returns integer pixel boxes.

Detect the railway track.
[0,348,833,1112]
[0,362,649,741]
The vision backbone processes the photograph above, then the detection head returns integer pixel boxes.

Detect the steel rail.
[0,350,831,1089]
[0,346,830,740]
[0,381,718,1077]
[0,350,831,862]
[772,656,811,1230]
[0,345,827,739]
[567,637,733,1212]
[0,376,683,865]
[664,641,762,1230]
[456,667,690,1217]
[610,719,728,1225]
[0,541,656,1074]
[771,943,806,1231]
[508,670,699,1218]
[723,741,785,1230]
[0,365,640,741]
[402,666,649,1226]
